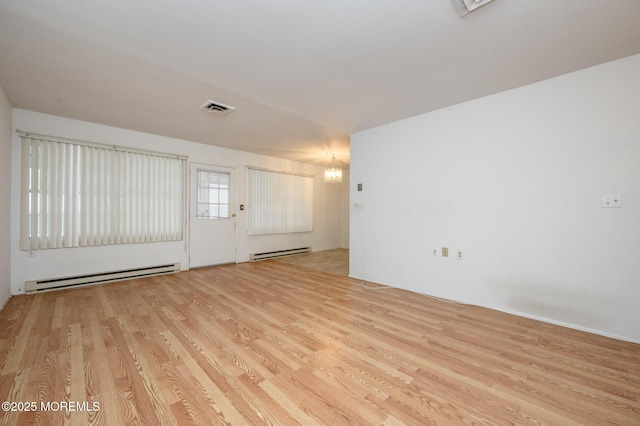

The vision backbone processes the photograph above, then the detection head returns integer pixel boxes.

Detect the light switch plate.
[602,194,622,208]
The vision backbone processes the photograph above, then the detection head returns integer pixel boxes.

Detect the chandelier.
[324,155,343,183]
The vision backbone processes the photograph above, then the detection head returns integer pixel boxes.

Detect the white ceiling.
[1,0,639,166]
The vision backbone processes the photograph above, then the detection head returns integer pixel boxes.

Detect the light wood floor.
[0,261,639,425]
[275,249,349,276]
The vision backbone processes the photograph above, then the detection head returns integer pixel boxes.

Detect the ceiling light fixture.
[324,155,343,183]
[450,0,496,17]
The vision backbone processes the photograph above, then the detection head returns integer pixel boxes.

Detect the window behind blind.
[247,167,313,236]
[19,132,186,251]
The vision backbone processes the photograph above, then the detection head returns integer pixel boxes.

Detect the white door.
[189,163,237,268]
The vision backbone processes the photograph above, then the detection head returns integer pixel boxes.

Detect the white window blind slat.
[51,142,61,248]
[80,147,89,247]
[30,139,40,248]
[112,151,121,245]
[39,141,49,249]
[88,147,96,246]
[98,147,107,246]
[159,158,166,241]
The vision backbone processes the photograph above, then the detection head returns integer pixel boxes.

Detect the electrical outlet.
[442,247,449,257]
[457,250,463,260]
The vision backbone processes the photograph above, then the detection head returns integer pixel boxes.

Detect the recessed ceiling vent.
[451,0,496,17]
[199,99,236,116]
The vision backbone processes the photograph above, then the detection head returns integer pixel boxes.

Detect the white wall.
[340,168,350,249]
[350,54,640,343]
[11,109,344,294]
[0,85,12,308]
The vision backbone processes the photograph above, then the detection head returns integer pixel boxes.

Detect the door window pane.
[196,170,230,219]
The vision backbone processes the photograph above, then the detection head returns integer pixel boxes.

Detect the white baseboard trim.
[497,308,640,345]
[348,276,640,344]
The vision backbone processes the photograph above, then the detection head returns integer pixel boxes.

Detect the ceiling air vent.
[451,0,496,17]
[199,99,236,116]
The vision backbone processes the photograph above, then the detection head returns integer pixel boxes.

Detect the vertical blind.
[19,133,186,251]
[247,167,313,236]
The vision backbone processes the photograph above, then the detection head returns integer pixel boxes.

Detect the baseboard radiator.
[250,247,311,261]
[25,263,181,294]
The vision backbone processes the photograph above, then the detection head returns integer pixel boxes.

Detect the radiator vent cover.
[25,263,181,294]
[250,247,311,261]
[199,99,236,115]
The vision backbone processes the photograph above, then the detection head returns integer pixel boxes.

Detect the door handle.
[231,213,236,218]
